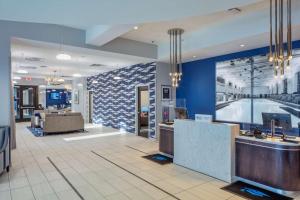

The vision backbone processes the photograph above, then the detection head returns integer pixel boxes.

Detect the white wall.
[72,77,89,123]
[155,62,176,138]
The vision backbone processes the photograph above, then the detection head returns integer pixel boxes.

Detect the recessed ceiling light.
[240,44,245,47]
[13,76,21,80]
[56,53,71,60]
[17,70,28,74]
[12,81,18,84]
[73,74,82,77]
[113,76,122,80]
[133,26,139,30]
[193,55,197,58]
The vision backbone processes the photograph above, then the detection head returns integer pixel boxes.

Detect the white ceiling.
[2,0,300,65]
[11,38,154,79]
[0,0,261,28]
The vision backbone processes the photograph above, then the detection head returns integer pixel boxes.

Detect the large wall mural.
[87,62,156,137]
[216,54,300,128]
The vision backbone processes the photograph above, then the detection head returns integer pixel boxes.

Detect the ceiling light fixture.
[73,73,82,78]
[45,70,65,86]
[168,28,184,87]
[193,55,197,58]
[269,0,292,78]
[12,81,18,84]
[56,28,71,61]
[17,70,28,74]
[240,44,245,47]
[133,26,139,30]
[13,76,22,80]
[56,53,71,61]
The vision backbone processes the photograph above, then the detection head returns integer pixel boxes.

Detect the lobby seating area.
[31,111,84,135]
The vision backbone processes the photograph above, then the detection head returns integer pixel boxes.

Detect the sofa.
[39,112,84,134]
[0,126,10,174]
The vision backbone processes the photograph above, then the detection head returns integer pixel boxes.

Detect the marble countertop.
[236,135,300,146]
[158,123,174,128]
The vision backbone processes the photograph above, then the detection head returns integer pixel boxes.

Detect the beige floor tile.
[35,193,59,200]
[105,192,130,200]
[9,177,29,189]
[56,189,81,200]
[49,179,71,193]
[11,186,35,200]
[122,188,154,200]
[0,190,11,200]
[31,182,54,198]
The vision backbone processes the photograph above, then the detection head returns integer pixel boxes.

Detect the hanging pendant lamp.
[269,0,292,79]
[168,28,184,87]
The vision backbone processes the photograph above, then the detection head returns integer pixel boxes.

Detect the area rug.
[27,126,44,137]
[222,181,293,200]
[143,153,173,165]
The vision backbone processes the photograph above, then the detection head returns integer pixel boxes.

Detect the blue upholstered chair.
[0,126,10,174]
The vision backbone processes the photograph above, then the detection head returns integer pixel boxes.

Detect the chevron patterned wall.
[87,62,156,137]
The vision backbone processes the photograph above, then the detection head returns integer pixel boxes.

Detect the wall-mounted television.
[50,92,61,100]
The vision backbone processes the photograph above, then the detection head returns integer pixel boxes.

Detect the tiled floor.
[0,123,291,200]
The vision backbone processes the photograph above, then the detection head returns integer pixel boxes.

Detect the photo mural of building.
[87,62,156,137]
[216,51,300,128]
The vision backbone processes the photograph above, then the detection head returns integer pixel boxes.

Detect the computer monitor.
[262,112,292,131]
[175,107,188,119]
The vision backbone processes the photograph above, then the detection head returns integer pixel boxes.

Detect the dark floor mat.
[222,181,293,200]
[143,153,173,165]
[27,126,44,137]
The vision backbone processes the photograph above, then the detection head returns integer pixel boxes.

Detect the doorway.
[137,86,149,138]
[14,85,38,122]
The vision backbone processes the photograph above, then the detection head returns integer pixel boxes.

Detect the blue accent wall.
[177,41,300,119]
[87,62,156,137]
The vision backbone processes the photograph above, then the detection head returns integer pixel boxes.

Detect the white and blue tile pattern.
[87,62,156,137]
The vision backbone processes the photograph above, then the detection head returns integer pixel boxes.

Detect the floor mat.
[143,153,173,165]
[27,126,44,137]
[222,181,293,200]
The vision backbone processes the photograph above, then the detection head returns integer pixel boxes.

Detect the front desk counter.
[236,135,300,193]
[173,119,240,183]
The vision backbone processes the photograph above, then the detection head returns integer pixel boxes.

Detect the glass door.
[14,85,38,122]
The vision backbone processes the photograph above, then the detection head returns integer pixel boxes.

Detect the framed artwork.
[161,85,172,101]
[74,90,79,104]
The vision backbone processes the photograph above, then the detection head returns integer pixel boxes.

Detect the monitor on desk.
[175,107,188,119]
[262,112,292,131]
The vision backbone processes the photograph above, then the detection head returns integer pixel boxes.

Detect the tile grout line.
[125,145,149,154]
[47,157,85,200]
[91,150,181,200]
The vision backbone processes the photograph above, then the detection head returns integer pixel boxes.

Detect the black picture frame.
[161,85,172,101]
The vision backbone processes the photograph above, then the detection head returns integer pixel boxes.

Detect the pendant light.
[269,0,292,79]
[168,28,184,87]
[56,28,71,61]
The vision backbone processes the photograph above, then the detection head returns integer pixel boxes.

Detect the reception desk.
[173,119,239,182]
[236,136,300,192]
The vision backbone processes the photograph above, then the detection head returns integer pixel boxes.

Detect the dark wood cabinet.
[159,126,174,156]
[236,137,300,191]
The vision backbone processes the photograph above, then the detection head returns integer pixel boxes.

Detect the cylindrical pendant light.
[168,28,184,87]
[269,0,293,78]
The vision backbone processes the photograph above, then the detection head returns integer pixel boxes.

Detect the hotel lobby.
[1,0,300,200]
